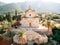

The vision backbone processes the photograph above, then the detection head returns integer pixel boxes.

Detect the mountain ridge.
[0,1,60,14]
[0,2,6,6]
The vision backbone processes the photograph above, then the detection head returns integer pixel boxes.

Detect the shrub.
[52,26,60,42]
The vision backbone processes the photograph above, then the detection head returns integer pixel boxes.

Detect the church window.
[29,14,31,16]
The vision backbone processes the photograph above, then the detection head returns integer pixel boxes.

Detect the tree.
[17,15,21,21]
[15,10,17,16]
[18,30,24,36]
[53,16,59,19]
[6,12,12,22]
[12,10,18,20]
[52,27,60,43]
[0,15,4,21]
[47,17,51,35]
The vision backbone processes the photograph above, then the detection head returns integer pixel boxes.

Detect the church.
[13,7,52,45]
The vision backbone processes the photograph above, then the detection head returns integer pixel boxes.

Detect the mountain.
[0,3,22,14]
[0,1,60,14]
[0,2,6,6]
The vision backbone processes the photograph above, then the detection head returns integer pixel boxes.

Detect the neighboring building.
[41,13,46,19]
[53,19,60,23]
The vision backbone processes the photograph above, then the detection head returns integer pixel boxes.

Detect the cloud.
[0,0,60,3]
[0,0,26,3]
[42,0,60,3]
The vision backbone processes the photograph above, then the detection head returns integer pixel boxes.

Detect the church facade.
[20,8,40,27]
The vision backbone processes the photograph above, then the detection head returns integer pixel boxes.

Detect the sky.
[0,0,60,3]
